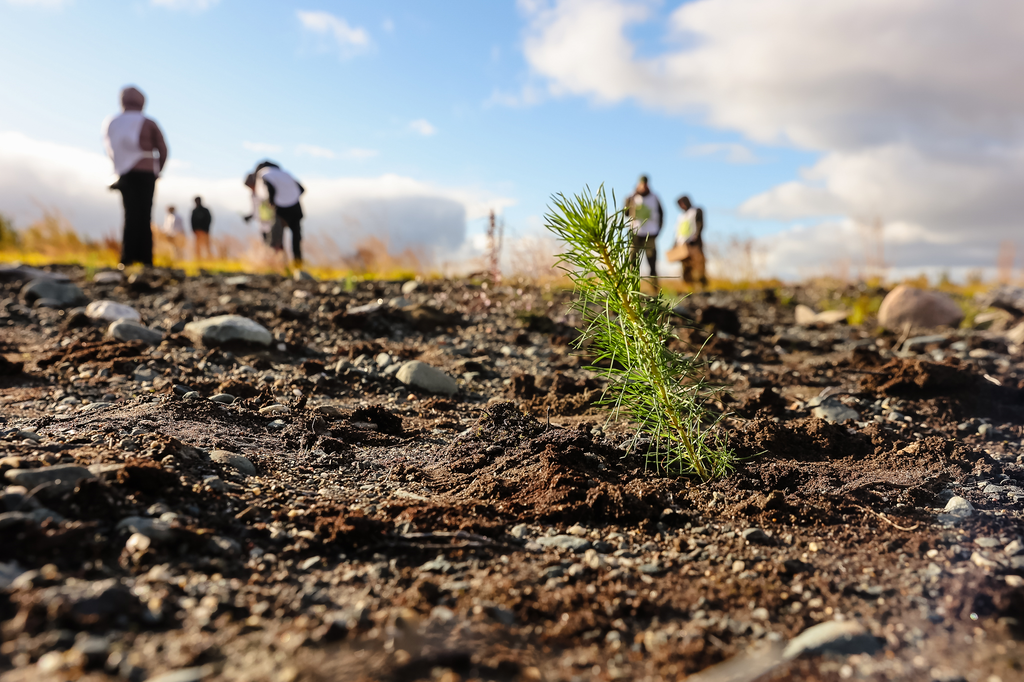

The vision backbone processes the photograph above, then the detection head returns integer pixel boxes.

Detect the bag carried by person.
[666,242,689,262]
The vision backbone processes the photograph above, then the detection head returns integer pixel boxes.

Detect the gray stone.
[20,278,87,307]
[811,399,859,424]
[1004,539,1023,556]
[742,528,774,545]
[4,464,91,491]
[183,315,272,347]
[144,667,211,682]
[209,451,256,476]
[510,524,529,539]
[108,319,164,345]
[86,300,141,322]
[902,334,950,352]
[535,535,592,553]
[116,516,176,542]
[975,537,1001,549]
[293,270,316,281]
[878,285,964,330]
[0,561,26,589]
[209,393,235,405]
[396,360,458,395]
[782,620,880,659]
[401,280,420,295]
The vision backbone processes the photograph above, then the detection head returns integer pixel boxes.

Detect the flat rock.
[5,464,91,490]
[92,271,123,284]
[209,451,256,476]
[0,264,70,283]
[783,620,880,659]
[742,528,774,545]
[535,535,592,553]
[21,278,87,307]
[108,319,164,345]
[86,300,142,322]
[943,495,974,518]
[184,315,272,347]
[396,360,458,395]
[811,399,859,423]
[878,285,963,329]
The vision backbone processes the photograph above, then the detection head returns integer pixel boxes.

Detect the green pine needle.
[545,186,734,480]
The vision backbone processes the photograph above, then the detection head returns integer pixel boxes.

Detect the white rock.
[783,620,879,659]
[86,300,141,322]
[811,399,859,424]
[108,320,164,345]
[943,495,975,518]
[878,285,963,330]
[395,360,458,395]
[795,305,849,326]
[183,315,272,346]
[401,280,420,295]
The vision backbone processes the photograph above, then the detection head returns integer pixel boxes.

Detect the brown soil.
[0,270,1021,681]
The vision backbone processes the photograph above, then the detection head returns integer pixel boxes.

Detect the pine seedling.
[545,186,734,480]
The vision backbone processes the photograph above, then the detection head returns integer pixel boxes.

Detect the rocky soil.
[0,265,1022,682]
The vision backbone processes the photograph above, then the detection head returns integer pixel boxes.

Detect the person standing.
[254,161,305,267]
[674,195,707,288]
[190,196,212,261]
[624,175,663,279]
[102,86,168,266]
[161,206,186,261]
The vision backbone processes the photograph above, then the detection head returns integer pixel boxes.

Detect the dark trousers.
[275,203,303,262]
[117,170,156,266]
[630,234,658,278]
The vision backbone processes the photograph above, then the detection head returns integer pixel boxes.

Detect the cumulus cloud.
[297,10,371,59]
[685,142,759,165]
[408,119,437,137]
[0,131,513,261]
[517,0,1024,276]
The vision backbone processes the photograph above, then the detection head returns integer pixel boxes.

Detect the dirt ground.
[0,266,1022,682]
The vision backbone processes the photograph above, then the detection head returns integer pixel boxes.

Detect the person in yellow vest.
[673,195,706,288]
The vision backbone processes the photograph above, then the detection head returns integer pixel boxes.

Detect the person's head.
[256,160,280,172]
[636,175,649,193]
[120,86,145,112]
[677,195,692,210]
[194,196,203,207]
[167,206,175,214]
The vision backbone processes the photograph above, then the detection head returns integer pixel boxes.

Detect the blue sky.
[1,0,1020,279]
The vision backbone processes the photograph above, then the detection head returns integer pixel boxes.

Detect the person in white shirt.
[623,175,663,279]
[102,86,168,266]
[161,206,186,261]
[253,161,305,266]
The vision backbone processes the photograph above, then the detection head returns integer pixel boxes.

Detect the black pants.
[630,235,658,278]
[275,203,303,262]
[117,170,156,266]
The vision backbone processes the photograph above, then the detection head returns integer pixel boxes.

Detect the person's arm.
[296,181,305,196]
[691,208,704,243]
[654,195,664,230]
[264,179,277,206]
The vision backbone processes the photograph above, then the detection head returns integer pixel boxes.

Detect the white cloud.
[242,141,282,154]
[408,119,437,137]
[0,131,513,263]
[151,0,219,10]
[343,148,379,160]
[296,144,336,160]
[516,0,1024,276]
[297,10,371,58]
[684,142,758,164]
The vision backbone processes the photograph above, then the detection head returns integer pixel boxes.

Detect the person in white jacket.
[623,175,663,279]
[161,206,186,261]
